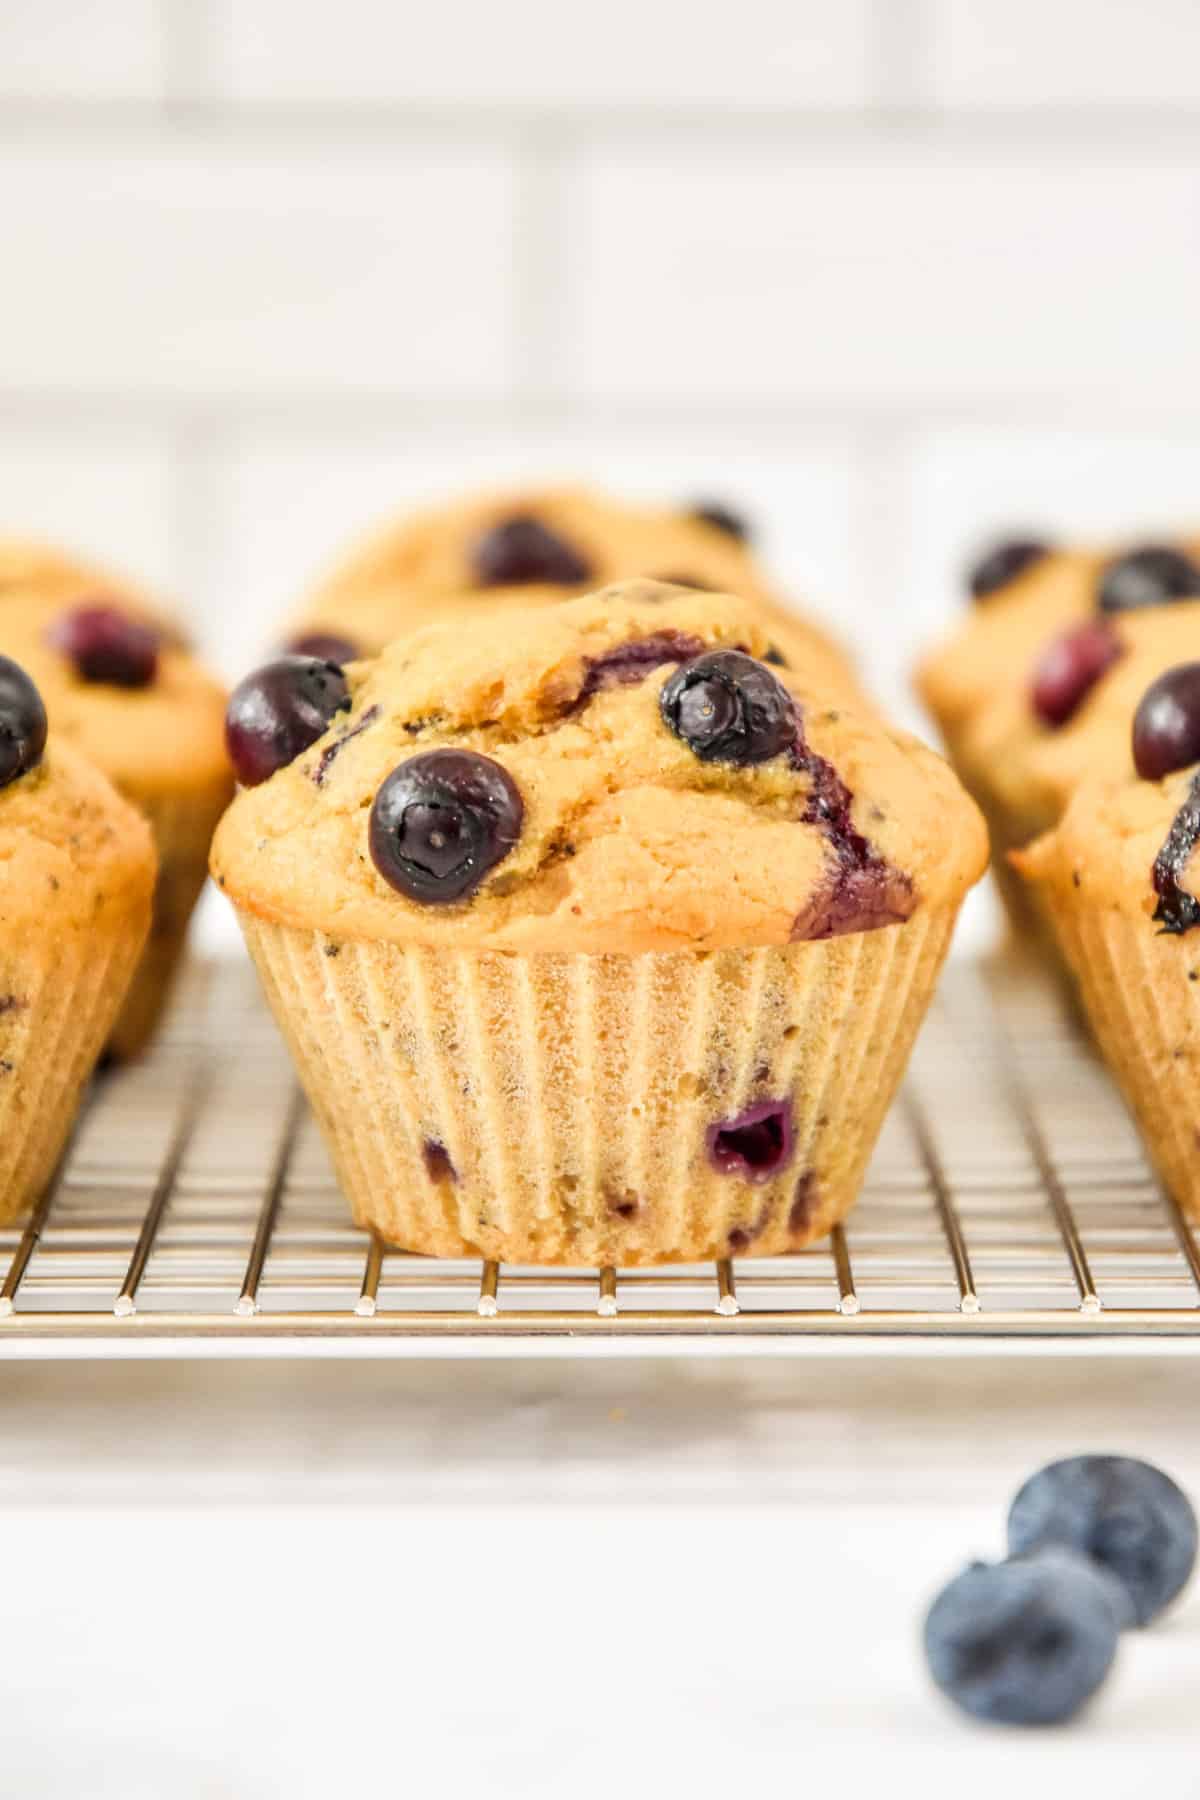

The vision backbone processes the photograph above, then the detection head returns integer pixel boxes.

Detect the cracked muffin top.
[0,589,229,803]
[290,483,858,692]
[215,583,984,954]
[956,601,1200,843]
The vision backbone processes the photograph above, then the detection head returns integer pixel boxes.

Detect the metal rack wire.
[3,953,1199,1352]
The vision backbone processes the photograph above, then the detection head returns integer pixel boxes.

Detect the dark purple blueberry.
[0,657,48,790]
[1031,620,1123,728]
[225,655,350,787]
[1008,1456,1197,1628]
[576,629,704,705]
[287,630,361,664]
[1132,664,1200,781]
[763,644,789,668]
[1097,544,1200,614]
[422,1139,457,1183]
[471,515,592,588]
[48,603,158,688]
[967,536,1053,602]
[369,749,523,904]
[689,500,751,544]
[924,1552,1122,1726]
[660,649,795,765]
[706,1100,794,1183]
[1153,772,1200,933]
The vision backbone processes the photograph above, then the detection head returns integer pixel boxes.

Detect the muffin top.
[215,583,985,954]
[292,483,856,688]
[916,536,1200,741]
[958,601,1200,839]
[0,726,156,931]
[0,590,229,803]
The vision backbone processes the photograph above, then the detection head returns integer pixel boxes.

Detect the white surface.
[926,0,1200,108]
[2,1356,1197,1793]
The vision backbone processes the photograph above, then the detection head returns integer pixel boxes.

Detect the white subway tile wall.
[3,0,1200,957]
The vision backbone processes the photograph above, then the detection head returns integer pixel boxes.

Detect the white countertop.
[2,1352,1198,1795]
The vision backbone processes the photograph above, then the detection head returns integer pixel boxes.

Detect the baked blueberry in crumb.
[287,630,361,664]
[49,602,159,688]
[1132,663,1200,781]
[225,655,351,787]
[689,500,751,544]
[422,1139,457,1183]
[706,1099,794,1183]
[788,1172,816,1235]
[1097,544,1200,614]
[0,657,48,790]
[660,649,795,765]
[763,644,788,667]
[967,537,1052,602]
[1152,774,1200,933]
[369,749,523,903]
[471,515,591,587]
[1031,620,1123,728]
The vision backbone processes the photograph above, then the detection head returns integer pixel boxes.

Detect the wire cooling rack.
[2,952,1199,1356]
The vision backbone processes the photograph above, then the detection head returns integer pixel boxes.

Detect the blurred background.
[5,0,1200,725]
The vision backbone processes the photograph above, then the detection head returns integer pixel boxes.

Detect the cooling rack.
[2,952,1199,1356]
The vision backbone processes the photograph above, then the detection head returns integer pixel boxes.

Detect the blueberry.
[924,1552,1122,1726]
[706,1099,794,1183]
[1097,545,1200,614]
[369,748,523,903]
[48,602,158,688]
[967,537,1053,602]
[225,655,350,787]
[1132,663,1200,781]
[0,657,48,790]
[689,500,752,544]
[576,629,704,704]
[471,515,591,587]
[286,630,361,664]
[660,649,795,765]
[1030,620,1123,728]
[1008,1455,1198,1626]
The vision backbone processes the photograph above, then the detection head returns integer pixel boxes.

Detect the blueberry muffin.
[0,590,232,1057]
[0,658,155,1221]
[1016,662,1200,1223]
[288,484,859,696]
[214,583,985,1266]
[916,537,1200,762]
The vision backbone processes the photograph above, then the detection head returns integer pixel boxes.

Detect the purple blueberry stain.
[789,732,914,939]
[728,1202,773,1252]
[706,1098,794,1184]
[574,630,705,708]
[1152,772,1200,934]
[311,704,381,786]
[422,1139,456,1183]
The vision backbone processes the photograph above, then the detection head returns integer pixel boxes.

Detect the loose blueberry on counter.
[660,649,795,765]
[1008,1455,1198,1627]
[225,655,350,787]
[1031,620,1123,728]
[689,500,751,544]
[49,603,159,688]
[0,657,48,790]
[369,749,523,903]
[967,537,1053,602]
[286,630,361,665]
[471,515,592,587]
[1132,663,1200,781]
[924,1551,1122,1726]
[1097,544,1200,614]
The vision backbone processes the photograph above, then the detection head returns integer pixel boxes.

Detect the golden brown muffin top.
[0,590,229,804]
[215,583,984,954]
[292,483,859,692]
[959,601,1200,840]
[0,735,157,929]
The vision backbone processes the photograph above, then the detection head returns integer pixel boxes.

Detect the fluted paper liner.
[110,779,230,1059]
[236,906,957,1265]
[0,907,148,1223]
[1040,894,1200,1224]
